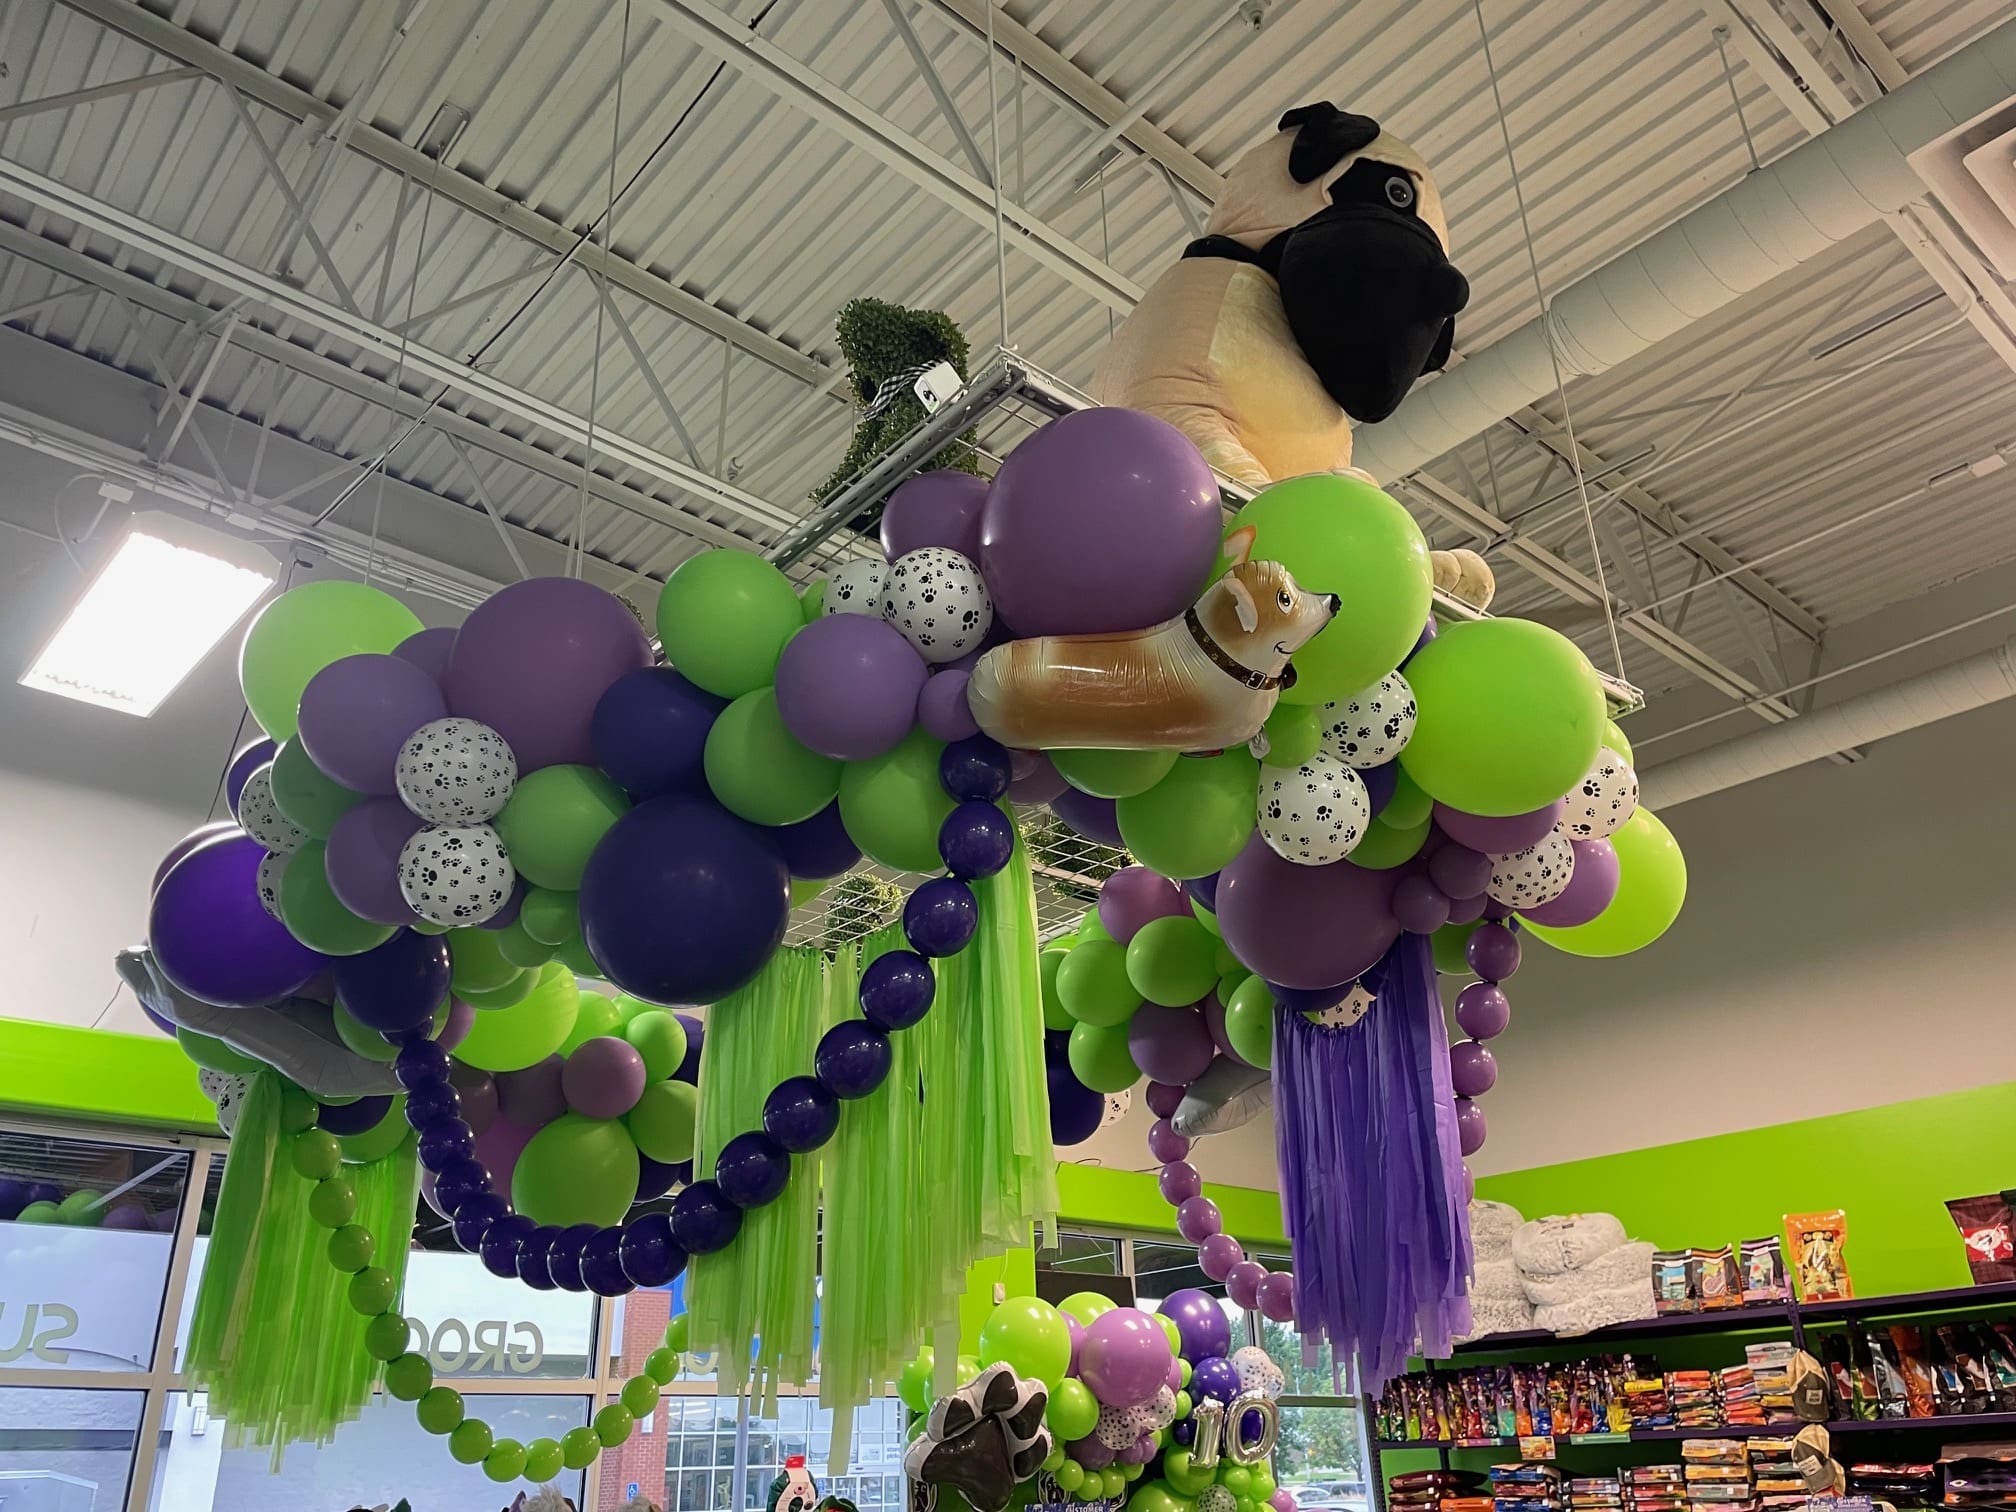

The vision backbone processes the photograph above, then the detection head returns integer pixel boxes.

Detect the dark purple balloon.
[882,470,989,561]
[153,821,241,894]
[1454,981,1510,1040]
[1048,1061,1104,1146]
[393,626,456,685]
[619,1212,687,1287]
[318,1094,394,1136]
[298,653,448,794]
[940,735,1013,802]
[1450,1039,1498,1097]
[417,1118,476,1170]
[546,1223,597,1292]
[1191,1355,1240,1403]
[405,1082,461,1130]
[480,1214,536,1278]
[454,1193,507,1251]
[670,1180,742,1254]
[1051,787,1123,847]
[715,1131,791,1208]
[335,928,451,1033]
[1268,980,1354,1015]
[1359,761,1399,818]
[1145,1081,1186,1119]
[0,1179,29,1220]
[1184,872,1220,912]
[1433,801,1565,855]
[1428,841,1492,901]
[581,1226,632,1296]
[1217,835,1399,991]
[1392,873,1452,935]
[1159,1287,1233,1362]
[432,1155,487,1216]
[1456,1097,1487,1156]
[324,798,424,925]
[150,832,325,1008]
[814,1021,892,1099]
[225,738,280,817]
[1006,752,1068,804]
[939,800,1014,880]
[1445,891,1488,925]
[136,998,178,1038]
[497,1055,567,1129]
[1483,899,1515,921]
[763,1075,841,1153]
[395,1037,452,1090]
[1172,1420,1197,1448]
[673,1014,704,1083]
[591,666,726,801]
[1465,921,1522,982]
[769,801,861,882]
[635,1155,690,1202]
[859,951,936,1031]
[516,1225,560,1290]
[903,877,978,958]
[1409,616,1439,657]
[1520,837,1619,927]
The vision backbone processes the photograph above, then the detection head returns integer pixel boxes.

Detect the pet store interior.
[1,1,2014,1511]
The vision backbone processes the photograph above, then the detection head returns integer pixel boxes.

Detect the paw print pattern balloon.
[1257,751,1368,866]
[397,823,517,925]
[1562,745,1639,840]
[1146,1384,1179,1430]
[199,1068,251,1135]
[1101,1088,1132,1129]
[1230,1344,1286,1399]
[880,547,993,663]
[237,765,306,854]
[823,556,889,616]
[1200,1488,1238,1512]
[1486,830,1575,909]
[395,717,517,825]
[1319,671,1417,768]
[1095,1403,1138,1449]
[255,851,287,920]
[1305,983,1375,1030]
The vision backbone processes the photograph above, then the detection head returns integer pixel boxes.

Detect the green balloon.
[1130,1481,1194,1512]
[705,688,841,826]
[384,1351,432,1401]
[801,579,827,622]
[1054,939,1140,1027]
[623,1010,689,1082]
[1052,747,1177,800]
[1192,896,1223,937]
[512,1111,640,1227]
[1046,1377,1098,1440]
[1223,974,1275,1069]
[458,970,535,1010]
[1055,1462,1085,1494]
[1212,942,1238,975]
[1165,1449,1216,1497]
[1117,748,1258,880]
[556,929,600,978]
[177,1027,264,1076]
[279,843,395,956]
[449,1418,494,1466]
[449,929,521,994]
[1259,702,1322,768]
[494,917,557,969]
[625,1079,698,1163]
[239,580,424,740]
[1155,1312,1182,1354]
[519,887,579,946]
[1103,1470,1129,1498]
[269,738,364,837]
[453,961,580,1073]
[1216,968,1251,1006]
[1604,717,1634,765]
[1250,1468,1277,1501]
[1431,919,1483,975]
[1220,1468,1254,1498]
[1125,915,1218,1007]
[336,1097,412,1164]
[838,728,955,873]
[494,765,631,889]
[482,1439,527,1482]
[1525,807,1686,957]
[790,877,828,908]
[1066,1021,1139,1093]
[524,1437,564,1483]
[1076,909,1111,943]
[657,549,803,699]
[1349,811,1430,870]
[979,1296,1073,1389]
[1399,618,1606,816]
[593,1402,634,1448]
[898,1348,936,1412]
[416,1385,464,1435]
[55,1190,103,1227]
[1383,766,1433,829]
[562,1423,603,1467]
[15,1201,58,1224]
[1039,948,1073,1031]
[1224,474,1431,706]
[1056,1291,1116,1325]
[334,1000,446,1062]
[557,992,620,1056]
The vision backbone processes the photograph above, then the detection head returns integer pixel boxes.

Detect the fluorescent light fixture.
[21,510,277,716]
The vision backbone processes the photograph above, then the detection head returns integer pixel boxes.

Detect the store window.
[0,1385,145,1506]
[650,1396,906,1512]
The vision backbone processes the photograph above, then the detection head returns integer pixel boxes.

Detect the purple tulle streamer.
[1272,931,1473,1393]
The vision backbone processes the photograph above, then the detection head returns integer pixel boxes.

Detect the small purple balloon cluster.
[1449,919,1518,1168]
[1146,1102,1296,1326]
[384,734,1017,1297]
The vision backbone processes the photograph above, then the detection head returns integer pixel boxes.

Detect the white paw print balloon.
[1095,1403,1138,1449]
[1200,1488,1238,1512]
[1101,1088,1132,1129]
[255,852,287,920]
[1306,982,1375,1030]
[199,1068,251,1135]
[1487,830,1575,909]
[237,765,305,854]
[396,717,517,825]
[1562,745,1639,840]
[1146,1384,1179,1430]
[1258,751,1368,866]
[397,823,516,926]
[880,547,993,663]
[1231,1344,1286,1399]
[1320,671,1417,768]
[823,556,888,616]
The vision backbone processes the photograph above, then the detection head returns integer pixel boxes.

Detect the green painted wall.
[0,1016,215,1129]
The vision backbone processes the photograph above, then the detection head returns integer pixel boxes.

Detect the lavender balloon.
[1428,841,1492,901]
[1456,1096,1487,1156]
[1198,1231,1242,1282]
[881,470,989,562]
[562,1036,648,1118]
[1519,836,1619,927]
[1176,1195,1221,1243]
[1158,1161,1202,1205]
[1145,1082,1186,1119]
[298,653,448,794]
[1257,1270,1297,1323]
[1218,835,1400,991]
[1454,982,1510,1040]
[324,797,424,924]
[1098,866,1188,945]
[393,626,457,684]
[1392,873,1452,935]
[1146,1118,1190,1163]
[1227,1260,1266,1309]
[1450,1039,1498,1096]
[917,668,980,742]
[1005,752,1068,805]
[1465,922,1521,982]
[1433,801,1564,855]
[775,613,928,762]
[1128,1005,1216,1085]
[1078,1307,1174,1408]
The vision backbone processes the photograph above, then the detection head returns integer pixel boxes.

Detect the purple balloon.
[591,667,725,801]
[318,1094,394,1136]
[1120,1434,1159,1466]
[1159,1286,1232,1362]
[1071,1436,1118,1472]
[563,1037,648,1118]
[1454,981,1510,1040]
[1456,1096,1487,1156]
[224,739,278,816]
[1273,1489,1300,1512]
[444,577,651,773]
[1410,616,1440,657]
[1428,841,1492,901]
[1191,1355,1240,1403]
[776,614,929,762]
[1158,1160,1202,1205]
[334,929,451,1033]
[917,668,981,742]
[1227,1260,1266,1309]
[324,798,424,924]
[1146,1117,1190,1164]
[1185,872,1220,912]
[472,1114,538,1196]
[438,996,475,1053]
[479,881,525,932]
[1078,1307,1174,1408]
[1392,873,1452,935]
[882,470,989,562]
[1466,921,1522,982]
[1451,1039,1498,1097]
[1434,801,1565,855]
[102,1200,152,1231]
[674,1014,704,1082]
[1257,1270,1298,1323]
[1051,787,1123,847]
[137,999,177,1037]
[1006,751,1068,804]
[149,833,325,1007]
[1202,995,1240,1063]
[1360,761,1398,818]
[1176,1195,1221,1243]
[497,1055,568,1129]
[769,801,861,882]
[636,1155,690,1202]
[939,800,1015,880]
[1198,1231,1242,1282]
[393,626,457,684]
[451,1061,496,1134]
[1217,835,1399,991]
[903,877,979,957]
[1145,1081,1186,1119]
[1098,866,1188,945]
[1048,1059,1104,1146]
[1129,1006,1216,1085]
[1520,837,1619,927]
[1268,980,1353,1015]
[298,654,448,794]
[1445,891,1488,925]
[1067,1315,1086,1373]
[153,821,241,894]
[980,409,1222,638]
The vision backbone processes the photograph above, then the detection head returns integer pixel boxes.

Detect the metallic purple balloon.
[1198,1231,1242,1282]
[562,1036,648,1118]
[1176,1195,1221,1243]
[1129,1006,1216,1086]
[1218,834,1399,991]
[225,738,280,816]
[149,832,325,1007]
[1454,981,1511,1040]
[917,668,981,742]
[298,653,448,794]
[1158,1286,1232,1361]
[1158,1160,1202,1205]
[1257,1269,1298,1323]
[1227,1260,1266,1309]
[1428,841,1493,901]
[775,613,929,762]
[1191,1355,1240,1403]
[1433,801,1564,855]
[1450,1039,1498,1096]
[1520,837,1619,927]
[1392,873,1452,935]
[392,626,457,685]
[1465,921,1522,982]
[1098,866,1188,945]
[1456,1096,1487,1156]
[881,470,989,562]
[324,797,424,924]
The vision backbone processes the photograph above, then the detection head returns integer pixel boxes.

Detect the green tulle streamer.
[185,1073,420,1464]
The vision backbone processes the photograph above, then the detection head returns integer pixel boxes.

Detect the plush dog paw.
[903,1362,1055,1512]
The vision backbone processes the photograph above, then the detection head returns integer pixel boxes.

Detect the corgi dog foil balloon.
[966,527,1336,753]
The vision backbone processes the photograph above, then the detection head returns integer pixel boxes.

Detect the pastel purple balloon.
[1176,1195,1221,1243]
[1070,1435,1117,1471]
[1145,1082,1186,1119]
[881,470,989,562]
[1166,1356,1183,1391]
[1146,1117,1190,1164]
[1005,752,1068,805]
[497,1055,567,1129]
[471,1113,537,1195]
[444,577,651,773]
[225,739,278,816]
[1434,801,1564,854]
[324,798,424,925]
[1451,1039,1498,1097]
[451,1061,496,1135]
[562,1036,648,1119]
[1198,1231,1243,1282]
[1456,1096,1487,1156]
[1158,1160,1202,1205]
[1454,981,1510,1040]
[1202,994,1242,1064]
[1078,1307,1175,1409]
[1445,891,1487,925]
[1051,787,1122,847]
[1273,1490,1300,1512]
[438,996,475,1053]
[1520,837,1619,927]
[1067,1315,1085,1373]
[393,625,457,685]
[1466,921,1522,982]
[917,668,981,742]
[1257,1269,1297,1323]
[1217,834,1399,991]
[1121,1435,1159,1466]
[1098,866,1188,945]
[1428,841,1493,901]
[775,613,928,762]
[149,832,325,1008]
[297,653,448,794]
[1392,873,1452,935]
[1159,1286,1232,1361]
[1227,1260,1266,1309]
[1128,1006,1216,1086]
[101,1201,152,1231]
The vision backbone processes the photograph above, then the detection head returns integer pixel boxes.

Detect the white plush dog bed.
[1532,1279,1657,1336]
[1511,1213,1630,1276]
[1469,1199,1525,1249]
[1520,1241,1655,1307]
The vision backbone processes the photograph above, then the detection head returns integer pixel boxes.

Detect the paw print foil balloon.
[881,547,993,663]
[395,717,517,825]
[397,823,517,926]
[1257,751,1368,866]
[1562,745,1639,840]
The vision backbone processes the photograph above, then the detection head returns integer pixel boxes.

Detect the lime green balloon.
[1053,747,1177,800]
[1054,939,1140,1027]
[1383,766,1433,829]
[1212,942,1238,975]
[1526,806,1686,957]
[177,1027,263,1076]
[15,1201,58,1224]
[1040,947,1073,1031]
[562,1423,603,1467]
[494,917,557,969]
[1046,1377,1099,1440]
[621,1375,661,1416]
[55,1190,103,1226]
[1431,919,1483,975]
[1056,1461,1085,1494]
[898,1348,937,1412]
[459,970,535,1010]
[1125,915,1218,1007]
[1066,1021,1139,1093]
[790,877,828,907]
[625,1079,698,1163]
[1166,1448,1216,1497]
[416,1385,464,1435]
[1057,1291,1116,1325]
[1259,702,1322,768]
[1224,474,1431,705]
[449,928,521,994]
[519,887,578,947]
[1216,968,1251,1006]
[453,961,580,1073]
[1223,974,1275,1069]
[279,842,395,956]
[613,994,652,1026]
[838,728,955,873]
[1103,1470,1129,1497]
[623,1010,688,1082]
[979,1296,1073,1389]
[1603,717,1634,765]
[384,1351,432,1401]
[1117,748,1258,880]
[1076,909,1111,943]
[292,1129,341,1180]
[482,1439,527,1482]
[664,1313,689,1352]
[449,1418,495,1465]
[1348,811,1430,870]
[270,738,364,837]
[801,579,827,622]
[524,1437,564,1483]
[1398,618,1606,816]
[334,1000,447,1062]
[337,1097,412,1164]
[1192,896,1222,937]
[1155,1312,1182,1354]
[1130,1481,1194,1512]
[364,1312,411,1360]
[239,580,424,740]
[593,1403,634,1448]
[512,1111,639,1227]
[494,765,631,889]
[1220,1468,1254,1498]
[1250,1468,1277,1501]
[657,549,803,698]
[705,688,841,826]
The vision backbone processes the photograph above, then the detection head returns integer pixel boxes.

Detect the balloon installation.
[133,397,1683,1490]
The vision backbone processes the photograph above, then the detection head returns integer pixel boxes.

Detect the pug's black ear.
[1277,102,1382,183]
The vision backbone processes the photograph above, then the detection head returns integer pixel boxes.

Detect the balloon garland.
[1142,1113,1298,1326]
